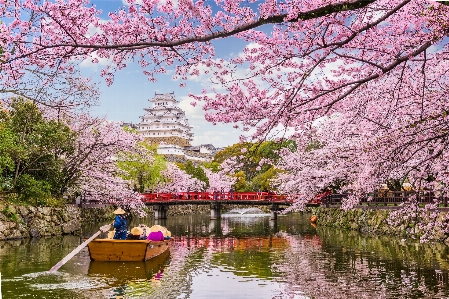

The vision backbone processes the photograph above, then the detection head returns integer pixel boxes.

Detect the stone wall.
[144,136,191,147]
[0,202,279,240]
[311,207,449,244]
[0,203,81,240]
[80,206,115,222]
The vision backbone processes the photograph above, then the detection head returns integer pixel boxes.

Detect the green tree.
[116,142,167,193]
[0,98,76,204]
[176,160,209,190]
[0,126,15,190]
[213,140,296,191]
[233,170,250,192]
[250,166,284,192]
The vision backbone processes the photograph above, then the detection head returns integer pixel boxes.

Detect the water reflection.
[88,249,170,298]
[1,213,449,298]
[222,207,270,217]
[275,226,449,299]
[88,249,169,283]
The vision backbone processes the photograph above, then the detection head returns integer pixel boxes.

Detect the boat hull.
[87,239,170,262]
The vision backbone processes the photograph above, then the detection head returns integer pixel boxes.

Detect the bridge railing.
[140,192,294,203]
[321,191,449,207]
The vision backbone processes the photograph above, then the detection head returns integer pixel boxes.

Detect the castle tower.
[137,92,193,147]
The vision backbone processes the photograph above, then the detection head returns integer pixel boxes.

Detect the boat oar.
[48,223,112,273]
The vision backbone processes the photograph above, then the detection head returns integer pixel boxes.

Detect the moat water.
[1,212,449,298]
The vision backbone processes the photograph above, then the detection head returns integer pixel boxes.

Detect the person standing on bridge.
[229,188,234,200]
[112,207,128,240]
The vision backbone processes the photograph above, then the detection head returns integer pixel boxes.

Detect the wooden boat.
[87,239,171,262]
[88,249,170,282]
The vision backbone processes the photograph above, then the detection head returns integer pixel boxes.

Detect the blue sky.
[81,0,255,148]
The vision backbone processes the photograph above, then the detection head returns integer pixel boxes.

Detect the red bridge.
[141,191,294,205]
[141,191,295,220]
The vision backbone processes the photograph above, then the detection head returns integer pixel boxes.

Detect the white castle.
[131,92,219,162]
[138,92,193,145]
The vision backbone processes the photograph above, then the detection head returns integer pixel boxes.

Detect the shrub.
[16,174,52,206]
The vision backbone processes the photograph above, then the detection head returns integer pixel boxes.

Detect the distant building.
[133,92,221,162]
[137,92,193,147]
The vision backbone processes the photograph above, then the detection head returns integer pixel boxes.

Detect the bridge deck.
[142,199,293,205]
[141,192,293,205]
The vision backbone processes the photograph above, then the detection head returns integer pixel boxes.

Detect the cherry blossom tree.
[0,66,100,109]
[156,163,205,192]
[0,98,144,210]
[203,167,236,192]
[43,107,145,210]
[2,0,449,212]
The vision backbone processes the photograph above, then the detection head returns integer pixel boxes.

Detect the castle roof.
[149,92,178,103]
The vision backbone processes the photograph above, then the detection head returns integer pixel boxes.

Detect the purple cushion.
[147,231,164,241]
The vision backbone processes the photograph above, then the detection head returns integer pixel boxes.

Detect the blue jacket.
[113,215,127,240]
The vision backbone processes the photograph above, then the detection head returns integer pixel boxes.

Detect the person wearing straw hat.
[127,226,144,240]
[112,207,128,240]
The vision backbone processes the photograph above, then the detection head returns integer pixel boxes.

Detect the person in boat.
[112,207,128,240]
[139,224,149,239]
[127,227,145,240]
[147,230,165,241]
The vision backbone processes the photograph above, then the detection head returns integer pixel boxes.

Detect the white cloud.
[192,128,240,148]
[85,23,104,38]
[122,0,143,6]
[122,0,179,7]
[80,52,113,69]
[177,94,242,147]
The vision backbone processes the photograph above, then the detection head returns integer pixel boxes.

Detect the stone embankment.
[311,207,449,244]
[0,203,81,240]
[0,203,272,240]
[0,204,119,240]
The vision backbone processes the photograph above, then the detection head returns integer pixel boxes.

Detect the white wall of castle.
[157,144,212,162]
[137,93,212,162]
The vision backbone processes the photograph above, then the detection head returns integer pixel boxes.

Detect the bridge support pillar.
[153,204,169,219]
[270,204,278,221]
[210,202,222,220]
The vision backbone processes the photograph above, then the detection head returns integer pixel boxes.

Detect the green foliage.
[386,179,402,192]
[250,166,284,192]
[16,174,52,205]
[116,142,167,192]
[177,160,209,190]
[2,206,19,222]
[305,139,322,152]
[0,98,77,205]
[233,171,250,192]
[202,161,220,172]
[213,140,296,191]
